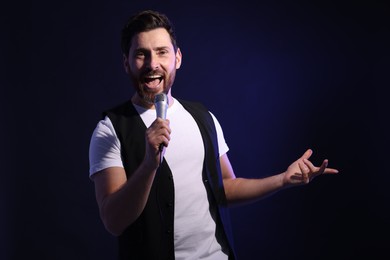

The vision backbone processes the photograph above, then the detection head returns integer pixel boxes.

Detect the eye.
[157,49,168,56]
[135,51,145,58]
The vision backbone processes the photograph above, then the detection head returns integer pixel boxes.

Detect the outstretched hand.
[283,149,339,188]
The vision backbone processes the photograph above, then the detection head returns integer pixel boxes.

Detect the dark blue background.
[2,1,389,259]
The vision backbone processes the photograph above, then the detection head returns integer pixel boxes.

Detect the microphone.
[154,92,169,122]
[154,93,169,161]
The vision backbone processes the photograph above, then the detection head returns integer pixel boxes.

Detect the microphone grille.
[154,93,168,104]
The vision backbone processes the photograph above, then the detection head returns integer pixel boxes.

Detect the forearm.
[98,163,157,236]
[223,173,286,206]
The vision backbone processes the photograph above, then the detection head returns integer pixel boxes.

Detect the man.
[89,10,339,260]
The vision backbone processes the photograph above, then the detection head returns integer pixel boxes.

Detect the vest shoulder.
[102,99,135,118]
[178,99,210,113]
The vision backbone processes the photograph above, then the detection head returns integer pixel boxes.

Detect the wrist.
[139,158,159,174]
[279,172,288,189]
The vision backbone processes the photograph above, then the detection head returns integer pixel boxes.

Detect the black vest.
[104,99,236,260]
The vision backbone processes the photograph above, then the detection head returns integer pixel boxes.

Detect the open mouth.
[143,75,163,89]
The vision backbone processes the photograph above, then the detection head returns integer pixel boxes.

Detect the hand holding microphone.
[154,93,169,164]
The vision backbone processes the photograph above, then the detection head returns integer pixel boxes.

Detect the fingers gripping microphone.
[154,93,169,163]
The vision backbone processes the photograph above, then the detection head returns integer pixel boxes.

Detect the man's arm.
[92,118,171,236]
[92,164,157,236]
[221,149,339,206]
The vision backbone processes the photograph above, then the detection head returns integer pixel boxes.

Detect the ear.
[175,48,182,69]
[123,54,130,74]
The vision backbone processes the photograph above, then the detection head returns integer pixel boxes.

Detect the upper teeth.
[147,75,161,79]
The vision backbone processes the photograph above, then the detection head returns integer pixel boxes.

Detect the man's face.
[124,28,182,106]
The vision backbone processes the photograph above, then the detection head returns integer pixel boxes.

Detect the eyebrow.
[134,46,171,52]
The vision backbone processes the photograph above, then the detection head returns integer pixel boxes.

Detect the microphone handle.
[159,143,164,152]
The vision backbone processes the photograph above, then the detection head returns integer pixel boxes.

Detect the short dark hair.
[121,10,178,55]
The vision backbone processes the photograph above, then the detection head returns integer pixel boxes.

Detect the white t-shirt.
[89,98,229,260]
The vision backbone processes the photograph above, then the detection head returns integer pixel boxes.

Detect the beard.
[130,68,177,105]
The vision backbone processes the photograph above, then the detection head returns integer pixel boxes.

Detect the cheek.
[166,60,177,71]
[129,61,143,75]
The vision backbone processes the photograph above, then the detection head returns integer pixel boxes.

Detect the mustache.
[141,69,164,78]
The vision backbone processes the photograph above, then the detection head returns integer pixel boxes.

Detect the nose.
[146,53,160,70]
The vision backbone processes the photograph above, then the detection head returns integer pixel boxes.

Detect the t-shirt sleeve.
[88,116,123,178]
[209,112,229,156]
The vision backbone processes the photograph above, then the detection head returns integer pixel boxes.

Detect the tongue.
[145,78,161,88]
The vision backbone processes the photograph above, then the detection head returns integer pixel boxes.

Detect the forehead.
[130,28,173,49]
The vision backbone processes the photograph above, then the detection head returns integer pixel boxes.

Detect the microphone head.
[154,93,169,119]
[154,93,168,103]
